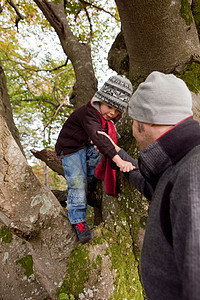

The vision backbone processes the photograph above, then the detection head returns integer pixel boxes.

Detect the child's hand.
[112,154,135,172]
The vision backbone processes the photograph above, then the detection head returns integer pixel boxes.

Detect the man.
[98,71,200,299]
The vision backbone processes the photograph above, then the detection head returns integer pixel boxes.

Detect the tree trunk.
[0,114,78,298]
[115,0,200,82]
[0,60,24,154]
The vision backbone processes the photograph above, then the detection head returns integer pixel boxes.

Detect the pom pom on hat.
[92,75,133,113]
[128,71,193,125]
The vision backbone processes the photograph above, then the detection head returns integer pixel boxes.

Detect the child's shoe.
[73,222,94,244]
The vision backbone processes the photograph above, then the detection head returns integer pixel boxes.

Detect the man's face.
[131,119,153,150]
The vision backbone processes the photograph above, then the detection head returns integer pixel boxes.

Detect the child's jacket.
[55,100,120,195]
[55,101,118,160]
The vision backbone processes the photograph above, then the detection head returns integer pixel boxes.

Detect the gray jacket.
[118,117,200,300]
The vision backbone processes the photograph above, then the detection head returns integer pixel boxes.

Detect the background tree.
[0,0,200,299]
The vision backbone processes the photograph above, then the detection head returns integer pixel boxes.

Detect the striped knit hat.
[92,75,133,113]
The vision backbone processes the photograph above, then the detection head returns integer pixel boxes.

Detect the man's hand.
[112,154,135,172]
[92,131,135,172]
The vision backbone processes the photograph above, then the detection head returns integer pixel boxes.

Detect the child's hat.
[128,71,193,125]
[92,75,133,113]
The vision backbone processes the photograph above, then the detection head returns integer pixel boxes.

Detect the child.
[55,75,134,244]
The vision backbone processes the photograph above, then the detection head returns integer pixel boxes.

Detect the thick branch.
[31,149,64,177]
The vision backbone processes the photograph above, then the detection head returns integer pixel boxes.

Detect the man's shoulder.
[178,144,200,166]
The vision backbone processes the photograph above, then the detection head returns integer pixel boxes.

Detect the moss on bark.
[0,225,13,243]
[176,61,200,93]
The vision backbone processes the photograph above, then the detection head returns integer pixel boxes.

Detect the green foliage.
[16,254,34,278]
[180,0,193,25]
[59,293,75,300]
[0,226,13,243]
[0,0,119,161]
[0,16,74,157]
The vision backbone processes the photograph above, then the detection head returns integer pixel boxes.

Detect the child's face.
[100,103,120,120]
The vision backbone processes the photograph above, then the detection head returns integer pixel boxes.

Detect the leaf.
[59,293,69,300]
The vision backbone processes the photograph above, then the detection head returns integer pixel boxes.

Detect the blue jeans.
[61,145,102,224]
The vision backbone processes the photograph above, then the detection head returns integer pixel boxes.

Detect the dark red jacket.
[55,101,118,159]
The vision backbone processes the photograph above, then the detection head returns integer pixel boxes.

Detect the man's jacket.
[118,117,200,300]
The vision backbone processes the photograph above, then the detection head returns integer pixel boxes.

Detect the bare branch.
[84,7,93,44]
[44,79,75,129]
[0,4,3,13]
[7,0,27,19]
[38,59,69,73]
[7,0,28,30]
[3,51,69,74]
[21,97,71,107]
[78,0,119,21]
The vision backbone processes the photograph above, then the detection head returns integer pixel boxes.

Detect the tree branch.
[7,0,28,30]
[36,59,69,73]
[84,7,93,44]
[44,80,75,129]
[0,4,3,13]
[78,0,119,21]
[31,148,64,176]
[3,56,69,74]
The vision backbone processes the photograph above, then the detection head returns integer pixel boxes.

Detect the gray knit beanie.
[92,75,133,113]
[128,71,193,125]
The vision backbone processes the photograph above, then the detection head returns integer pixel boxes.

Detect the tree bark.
[0,115,77,298]
[31,148,64,177]
[0,60,24,154]
[115,0,200,81]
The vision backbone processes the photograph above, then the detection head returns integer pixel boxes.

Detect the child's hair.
[92,75,133,114]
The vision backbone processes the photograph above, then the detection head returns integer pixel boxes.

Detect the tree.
[112,0,200,81]
[0,1,200,299]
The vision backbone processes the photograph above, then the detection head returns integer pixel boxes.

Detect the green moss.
[58,246,90,298]
[180,0,193,25]
[0,226,13,243]
[192,0,200,38]
[176,61,200,94]
[96,254,103,269]
[57,223,144,300]
[116,174,148,261]
[16,255,33,278]
[108,222,144,300]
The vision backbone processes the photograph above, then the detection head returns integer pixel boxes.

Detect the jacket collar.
[138,117,200,184]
